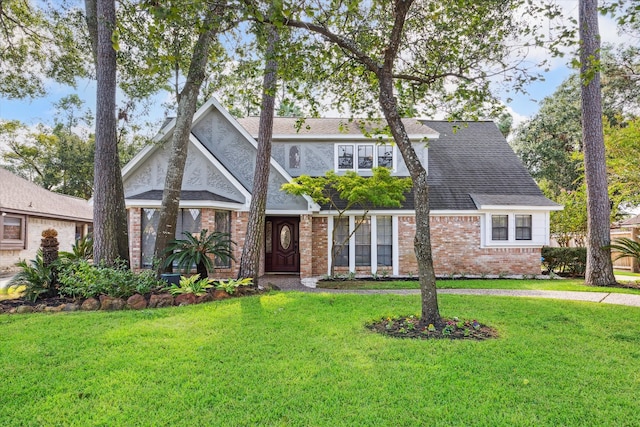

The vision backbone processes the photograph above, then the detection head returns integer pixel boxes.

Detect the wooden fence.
[610,228,639,273]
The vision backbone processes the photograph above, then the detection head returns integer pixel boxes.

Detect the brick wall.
[310,217,328,277]
[398,215,542,276]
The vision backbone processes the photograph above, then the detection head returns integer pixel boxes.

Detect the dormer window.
[335,144,394,171]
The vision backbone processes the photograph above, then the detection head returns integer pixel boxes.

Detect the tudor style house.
[121,98,560,278]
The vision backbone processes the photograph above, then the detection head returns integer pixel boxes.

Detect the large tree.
[263,0,561,325]
[579,0,616,286]
[86,0,130,265]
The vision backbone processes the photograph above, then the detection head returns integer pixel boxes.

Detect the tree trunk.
[153,7,222,275]
[378,72,441,326]
[91,0,130,266]
[579,0,617,286]
[238,25,279,284]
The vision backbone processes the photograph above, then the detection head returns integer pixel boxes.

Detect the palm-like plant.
[163,230,235,278]
[8,250,57,302]
[609,237,640,264]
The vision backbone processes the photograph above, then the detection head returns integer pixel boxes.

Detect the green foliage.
[8,251,57,302]
[605,117,640,207]
[57,260,164,299]
[214,277,253,294]
[166,274,214,297]
[164,230,235,278]
[59,234,94,261]
[541,246,587,277]
[608,238,640,264]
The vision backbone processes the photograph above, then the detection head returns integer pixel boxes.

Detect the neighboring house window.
[337,145,354,169]
[333,217,349,266]
[377,216,392,266]
[336,144,394,171]
[214,210,232,268]
[0,213,26,249]
[515,215,532,240]
[492,215,509,241]
[355,218,371,266]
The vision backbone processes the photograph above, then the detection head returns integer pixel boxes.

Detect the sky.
[0,3,628,135]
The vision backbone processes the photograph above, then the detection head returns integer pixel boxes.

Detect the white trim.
[269,134,439,142]
[392,216,399,276]
[348,216,356,272]
[125,200,245,210]
[318,209,416,216]
[265,209,316,215]
[371,216,378,274]
[327,216,334,276]
[477,204,563,211]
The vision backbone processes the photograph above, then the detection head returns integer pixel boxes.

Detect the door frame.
[264,216,300,273]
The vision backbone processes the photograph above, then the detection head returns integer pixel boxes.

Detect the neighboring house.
[0,168,93,273]
[122,98,561,278]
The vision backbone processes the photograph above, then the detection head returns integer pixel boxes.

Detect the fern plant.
[166,274,213,296]
[163,230,235,278]
[59,234,93,261]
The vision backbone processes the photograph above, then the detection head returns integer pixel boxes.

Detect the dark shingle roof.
[128,190,242,204]
[425,121,557,210]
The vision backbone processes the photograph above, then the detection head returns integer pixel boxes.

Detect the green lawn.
[1,292,639,426]
[318,278,640,294]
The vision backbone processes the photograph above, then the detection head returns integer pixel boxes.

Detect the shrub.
[608,238,640,264]
[541,246,587,277]
[57,260,164,299]
[166,274,213,297]
[59,234,93,261]
[214,277,253,294]
[8,250,57,302]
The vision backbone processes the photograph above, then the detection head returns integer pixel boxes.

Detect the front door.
[265,217,300,273]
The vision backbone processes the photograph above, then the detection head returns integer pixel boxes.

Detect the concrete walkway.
[259,275,640,308]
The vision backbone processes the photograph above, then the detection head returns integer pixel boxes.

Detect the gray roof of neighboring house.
[425,121,558,211]
[620,214,640,227]
[237,117,438,138]
[128,190,243,204]
[0,167,93,221]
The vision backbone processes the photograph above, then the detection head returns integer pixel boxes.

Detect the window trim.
[0,213,27,250]
[515,214,533,241]
[491,215,509,241]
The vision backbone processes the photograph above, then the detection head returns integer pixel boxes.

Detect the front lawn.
[1,292,639,426]
[317,278,640,294]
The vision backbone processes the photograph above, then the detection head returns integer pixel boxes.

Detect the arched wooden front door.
[265,217,300,273]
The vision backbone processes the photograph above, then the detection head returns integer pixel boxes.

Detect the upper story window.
[0,213,27,250]
[491,215,508,241]
[336,144,394,171]
[515,215,532,240]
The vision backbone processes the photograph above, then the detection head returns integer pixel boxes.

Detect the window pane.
[377,216,392,266]
[176,209,201,238]
[141,209,160,268]
[334,217,349,267]
[265,221,272,254]
[377,145,393,168]
[358,145,374,169]
[3,217,22,240]
[355,218,371,266]
[338,145,353,169]
[215,211,232,268]
[492,215,508,240]
[516,215,532,240]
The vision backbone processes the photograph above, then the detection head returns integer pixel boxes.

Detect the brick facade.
[128,208,542,279]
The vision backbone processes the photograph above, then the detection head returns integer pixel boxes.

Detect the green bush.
[57,260,164,299]
[166,274,213,297]
[541,246,587,277]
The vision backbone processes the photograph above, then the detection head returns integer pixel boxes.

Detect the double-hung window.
[333,217,350,266]
[141,208,203,268]
[515,215,532,240]
[491,215,509,241]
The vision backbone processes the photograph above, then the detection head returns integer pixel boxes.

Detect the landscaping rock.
[196,293,214,304]
[81,298,101,311]
[16,305,34,314]
[35,304,47,312]
[175,293,196,306]
[62,303,80,312]
[44,305,63,313]
[213,289,231,300]
[127,294,148,310]
[99,295,126,311]
[149,293,174,308]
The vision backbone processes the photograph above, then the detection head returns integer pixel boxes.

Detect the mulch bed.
[367,315,498,340]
